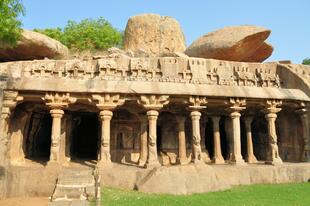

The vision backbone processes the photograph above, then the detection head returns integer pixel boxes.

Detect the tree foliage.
[34,17,123,51]
[0,0,25,48]
[302,58,310,65]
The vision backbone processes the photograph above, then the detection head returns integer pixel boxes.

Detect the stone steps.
[49,167,101,206]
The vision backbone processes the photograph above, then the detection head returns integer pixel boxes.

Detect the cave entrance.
[71,112,99,160]
[25,112,52,161]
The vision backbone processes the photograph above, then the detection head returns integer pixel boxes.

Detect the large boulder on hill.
[124,14,186,55]
[0,30,69,62]
[242,42,273,62]
[185,25,272,62]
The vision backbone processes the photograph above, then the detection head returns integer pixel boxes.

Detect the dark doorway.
[219,117,228,159]
[205,117,214,159]
[25,112,52,161]
[252,115,268,160]
[71,113,99,160]
[240,119,247,159]
[157,125,162,152]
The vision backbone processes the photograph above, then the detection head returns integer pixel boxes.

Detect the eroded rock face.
[242,42,274,62]
[0,30,69,62]
[124,14,186,55]
[185,25,272,62]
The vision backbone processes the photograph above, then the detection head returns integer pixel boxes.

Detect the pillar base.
[145,161,161,169]
[212,156,225,164]
[230,155,246,165]
[192,159,204,164]
[265,157,283,165]
[47,161,60,167]
[138,159,147,167]
[177,157,188,165]
[245,155,258,164]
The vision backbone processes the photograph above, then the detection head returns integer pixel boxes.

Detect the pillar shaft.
[244,116,257,163]
[229,111,245,164]
[0,107,10,145]
[265,113,283,165]
[98,110,113,165]
[146,110,160,167]
[211,116,225,164]
[49,109,64,163]
[138,116,148,166]
[177,116,187,165]
[190,111,202,163]
[300,113,310,162]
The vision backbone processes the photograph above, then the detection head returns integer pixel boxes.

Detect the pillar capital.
[226,97,246,113]
[188,96,207,111]
[176,115,186,125]
[138,95,169,110]
[211,115,221,123]
[43,92,76,109]
[190,110,201,119]
[92,93,125,110]
[99,110,113,120]
[50,109,64,118]
[263,99,282,114]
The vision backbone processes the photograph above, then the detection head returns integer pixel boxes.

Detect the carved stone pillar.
[138,115,148,166]
[98,110,113,164]
[92,94,125,166]
[0,91,23,165]
[296,104,310,162]
[49,109,64,162]
[188,96,207,164]
[138,95,169,168]
[43,92,76,164]
[176,115,187,165]
[211,116,225,164]
[244,116,258,163]
[226,98,246,165]
[264,100,282,165]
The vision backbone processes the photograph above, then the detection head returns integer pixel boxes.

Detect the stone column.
[296,104,310,162]
[98,110,113,165]
[91,94,125,167]
[0,91,23,165]
[49,109,64,163]
[137,95,169,168]
[244,116,257,163]
[211,116,225,164]
[264,100,282,165]
[176,115,187,165]
[43,92,76,165]
[226,98,246,165]
[190,111,203,163]
[138,115,148,166]
[146,110,160,167]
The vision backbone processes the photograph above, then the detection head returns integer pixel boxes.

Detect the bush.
[34,17,123,52]
[0,0,25,48]
[302,58,310,65]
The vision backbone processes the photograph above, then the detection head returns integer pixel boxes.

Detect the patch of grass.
[92,183,310,206]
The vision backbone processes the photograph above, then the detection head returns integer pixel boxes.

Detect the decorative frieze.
[18,57,282,88]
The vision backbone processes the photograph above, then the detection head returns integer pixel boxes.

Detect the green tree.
[302,58,310,65]
[0,0,25,48]
[34,17,123,52]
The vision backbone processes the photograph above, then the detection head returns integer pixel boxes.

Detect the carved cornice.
[138,95,169,110]
[91,93,125,110]
[43,92,77,109]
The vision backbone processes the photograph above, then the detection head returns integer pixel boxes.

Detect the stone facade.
[0,56,310,197]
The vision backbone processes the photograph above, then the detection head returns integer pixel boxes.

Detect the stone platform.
[101,162,310,195]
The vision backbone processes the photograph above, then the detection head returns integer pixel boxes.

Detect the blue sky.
[21,0,309,63]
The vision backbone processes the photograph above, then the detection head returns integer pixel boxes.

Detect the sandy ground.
[0,197,49,206]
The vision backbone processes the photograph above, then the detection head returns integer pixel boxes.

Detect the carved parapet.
[188,96,207,110]
[138,95,169,110]
[226,97,246,112]
[43,92,77,109]
[91,93,125,110]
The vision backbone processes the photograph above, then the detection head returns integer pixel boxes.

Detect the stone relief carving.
[138,95,169,110]
[91,93,125,110]
[19,57,281,88]
[43,92,77,109]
